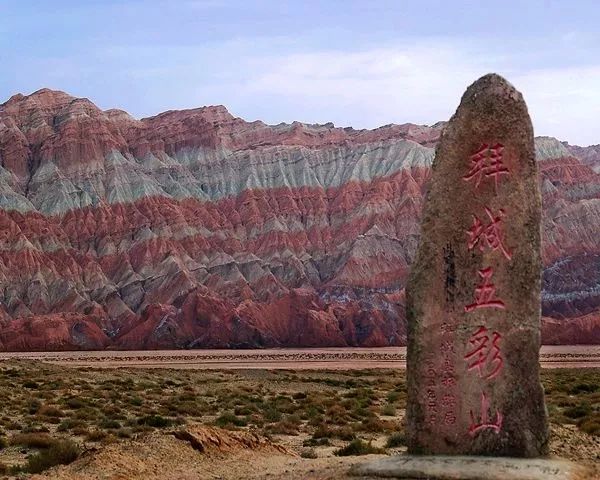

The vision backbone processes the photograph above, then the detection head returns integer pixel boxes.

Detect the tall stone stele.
[406,74,549,457]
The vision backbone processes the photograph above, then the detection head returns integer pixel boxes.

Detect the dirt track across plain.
[0,346,598,369]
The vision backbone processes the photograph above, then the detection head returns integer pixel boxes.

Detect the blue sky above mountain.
[1,0,599,145]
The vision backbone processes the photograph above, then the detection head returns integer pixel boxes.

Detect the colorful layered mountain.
[0,89,597,350]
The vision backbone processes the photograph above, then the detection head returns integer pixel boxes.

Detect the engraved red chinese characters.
[464,326,503,380]
[464,267,506,312]
[469,391,503,436]
[463,143,509,191]
[406,74,549,456]
[466,207,512,260]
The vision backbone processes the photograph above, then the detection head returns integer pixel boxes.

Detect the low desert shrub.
[564,404,592,419]
[300,448,318,459]
[10,432,54,449]
[385,432,406,448]
[381,404,396,416]
[577,415,600,436]
[303,437,330,447]
[38,405,64,418]
[100,418,121,430]
[334,438,385,456]
[85,430,107,442]
[24,439,80,473]
[266,419,299,435]
[138,415,173,428]
[214,412,247,428]
[569,383,598,394]
[65,398,86,409]
[57,419,87,432]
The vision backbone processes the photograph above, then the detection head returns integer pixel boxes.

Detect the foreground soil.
[0,362,596,479]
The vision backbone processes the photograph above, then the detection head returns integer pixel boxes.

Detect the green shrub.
[234,405,256,416]
[262,406,282,422]
[57,419,86,432]
[303,437,330,447]
[386,432,406,448]
[24,439,80,473]
[116,428,132,438]
[100,419,121,430]
[386,391,401,403]
[138,415,173,428]
[214,412,247,428]
[334,438,385,456]
[564,404,592,419]
[381,404,396,416]
[568,383,598,395]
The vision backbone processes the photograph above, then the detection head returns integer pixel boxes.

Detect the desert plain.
[0,347,594,479]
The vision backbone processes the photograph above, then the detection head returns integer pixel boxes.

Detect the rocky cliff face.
[0,89,597,350]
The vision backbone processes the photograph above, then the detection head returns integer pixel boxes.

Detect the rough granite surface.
[406,74,549,456]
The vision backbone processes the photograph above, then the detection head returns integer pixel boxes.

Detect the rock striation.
[0,88,597,350]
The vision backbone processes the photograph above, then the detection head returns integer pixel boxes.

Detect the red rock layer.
[0,89,597,349]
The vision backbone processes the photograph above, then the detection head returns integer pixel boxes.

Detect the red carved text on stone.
[441,394,456,408]
[444,411,457,425]
[463,143,509,191]
[442,376,456,388]
[469,391,503,436]
[464,326,503,380]
[464,267,506,312]
[467,207,512,260]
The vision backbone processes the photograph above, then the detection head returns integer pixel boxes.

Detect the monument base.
[349,455,594,480]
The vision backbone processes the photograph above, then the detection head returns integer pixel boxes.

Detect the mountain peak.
[14,88,74,105]
[0,86,597,349]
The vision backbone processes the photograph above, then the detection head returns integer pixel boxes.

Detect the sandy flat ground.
[0,345,598,369]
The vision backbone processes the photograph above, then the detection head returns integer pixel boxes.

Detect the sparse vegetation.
[334,438,385,456]
[385,432,406,448]
[541,369,600,434]
[24,438,80,474]
[300,447,318,458]
[0,361,595,473]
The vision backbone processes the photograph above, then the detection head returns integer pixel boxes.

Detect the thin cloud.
[235,43,600,146]
[514,66,600,145]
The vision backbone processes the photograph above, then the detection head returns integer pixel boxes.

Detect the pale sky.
[1,0,599,146]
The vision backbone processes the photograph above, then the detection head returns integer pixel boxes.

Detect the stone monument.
[405,73,549,457]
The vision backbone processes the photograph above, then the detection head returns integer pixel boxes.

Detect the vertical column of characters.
[462,143,511,437]
[440,322,457,427]
[424,354,438,428]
